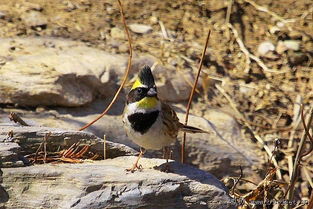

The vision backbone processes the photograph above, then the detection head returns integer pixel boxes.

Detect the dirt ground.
[0,0,312,208]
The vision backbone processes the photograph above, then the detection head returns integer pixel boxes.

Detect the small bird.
[123,65,208,172]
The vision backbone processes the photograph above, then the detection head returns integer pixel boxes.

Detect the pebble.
[129,23,152,34]
[22,11,47,28]
[110,27,125,39]
[257,41,275,56]
[149,16,158,24]
[0,11,6,19]
[282,40,300,51]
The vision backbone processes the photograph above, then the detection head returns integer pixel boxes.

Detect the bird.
[123,65,208,172]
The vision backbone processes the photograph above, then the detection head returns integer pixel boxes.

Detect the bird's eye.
[137,88,143,94]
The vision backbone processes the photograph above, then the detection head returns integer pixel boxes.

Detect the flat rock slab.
[0,124,137,166]
[0,37,126,107]
[1,156,235,209]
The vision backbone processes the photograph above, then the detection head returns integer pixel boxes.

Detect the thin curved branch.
[79,0,133,131]
[181,30,211,163]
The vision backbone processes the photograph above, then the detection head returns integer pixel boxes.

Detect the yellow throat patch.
[131,78,158,109]
[137,97,158,109]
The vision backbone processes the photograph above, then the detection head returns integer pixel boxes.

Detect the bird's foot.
[126,163,143,173]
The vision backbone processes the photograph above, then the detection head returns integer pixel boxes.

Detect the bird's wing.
[160,102,180,139]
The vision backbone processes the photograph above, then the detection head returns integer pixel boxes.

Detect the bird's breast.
[127,110,159,134]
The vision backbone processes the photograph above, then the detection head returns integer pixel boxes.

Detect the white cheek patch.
[127,102,161,115]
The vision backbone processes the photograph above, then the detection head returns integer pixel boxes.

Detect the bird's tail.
[179,123,209,134]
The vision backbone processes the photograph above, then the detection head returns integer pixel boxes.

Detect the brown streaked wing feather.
[161,102,180,139]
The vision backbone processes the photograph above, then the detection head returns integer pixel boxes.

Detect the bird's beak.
[147,87,157,97]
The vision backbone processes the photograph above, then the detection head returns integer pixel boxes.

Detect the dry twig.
[285,105,313,207]
[287,96,302,179]
[103,135,106,160]
[34,132,51,163]
[79,0,133,131]
[228,23,281,74]
[9,112,29,126]
[181,30,211,163]
[242,168,285,203]
[231,166,243,195]
[242,0,295,25]
[225,0,233,40]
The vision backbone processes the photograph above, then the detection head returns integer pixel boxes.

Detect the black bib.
[128,111,159,134]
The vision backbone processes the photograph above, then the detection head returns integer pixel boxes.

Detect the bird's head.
[127,66,159,110]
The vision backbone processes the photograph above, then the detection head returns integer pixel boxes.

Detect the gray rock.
[176,111,264,180]
[0,143,24,168]
[0,124,137,165]
[0,106,264,180]
[1,157,235,209]
[129,23,153,34]
[0,37,127,107]
[0,41,193,107]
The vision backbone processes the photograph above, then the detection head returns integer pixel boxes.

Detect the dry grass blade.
[79,0,133,131]
[231,166,243,195]
[90,154,100,160]
[299,105,313,159]
[59,157,83,163]
[62,142,78,158]
[103,135,106,160]
[243,168,277,202]
[243,0,295,24]
[72,145,90,158]
[34,132,51,163]
[285,105,313,208]
[308,191,313,209]
[181,30,211,163]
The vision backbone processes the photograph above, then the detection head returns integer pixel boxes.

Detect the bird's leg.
[162,146,171,172]
[126,147,145,173]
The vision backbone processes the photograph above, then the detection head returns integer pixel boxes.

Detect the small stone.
[110,27,125,39]
[106,6,114,15]
[129,23,152,34]
[64,1,77,11]
[35,106,46,113]
[276,21,285,28]
[118,44,128,53]
[0,11,6,19]
[22,11,47,28]
[257,41,275,56]
[149,16,158,24]
[283,40,300,51]
[0,56,6,65]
